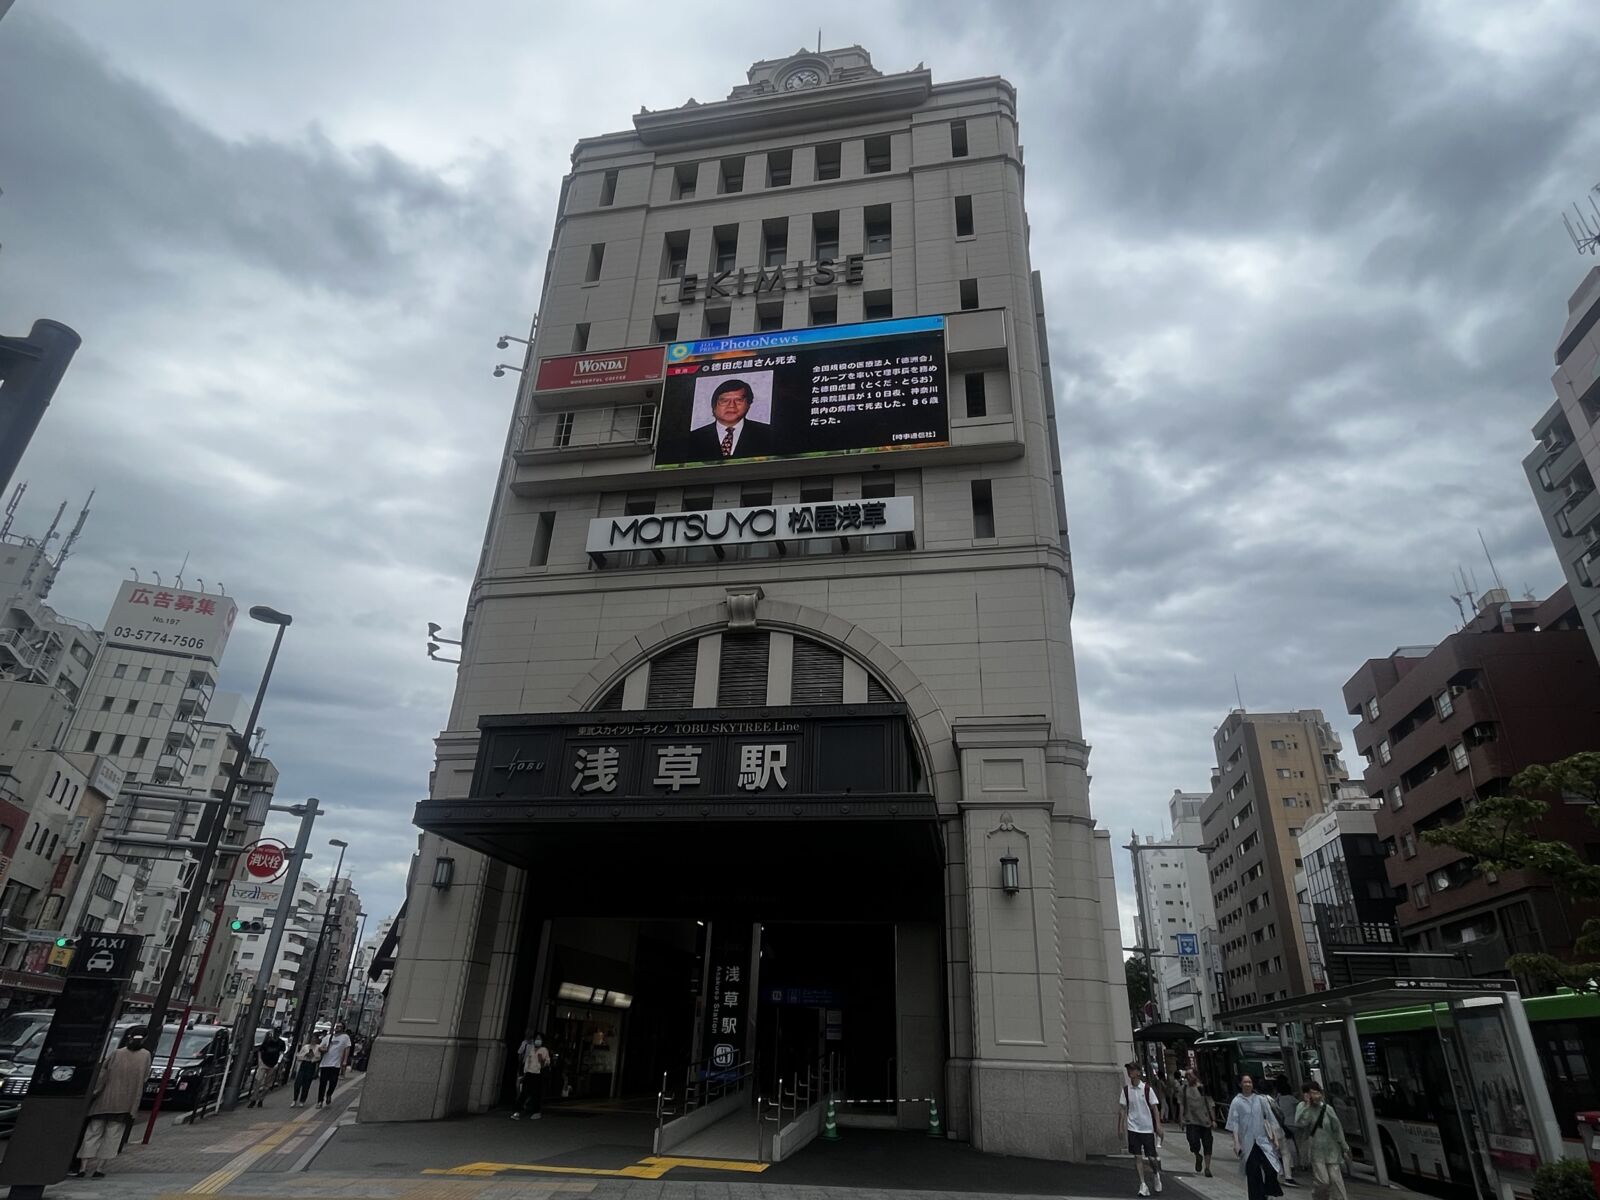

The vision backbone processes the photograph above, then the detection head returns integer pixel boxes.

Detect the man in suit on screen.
[691,377,774,460]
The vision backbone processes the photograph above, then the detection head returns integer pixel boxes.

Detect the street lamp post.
[335,910,367,1027]
[286,839,347,1057]
[142,605,292,1141]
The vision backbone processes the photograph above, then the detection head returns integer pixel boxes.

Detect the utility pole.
[220,798,322,1110]
[141,606,292,1137]
[285,840,347,1057]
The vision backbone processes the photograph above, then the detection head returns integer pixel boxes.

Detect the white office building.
[1132,789,1219,1031]
[365,46,1129,1161]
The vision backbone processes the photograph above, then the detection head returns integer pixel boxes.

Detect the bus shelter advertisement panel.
[653,316,948,469]
[1455,1008,1539,1172]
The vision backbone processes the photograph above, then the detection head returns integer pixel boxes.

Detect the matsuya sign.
[586,496,914,556]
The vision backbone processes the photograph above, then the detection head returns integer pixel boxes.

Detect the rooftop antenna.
[43,490,91,599]
[1233,674,1245,713]
[175,550,189,591]
[19,500,65,593]
[1477,528,1506,594]
[0,482,25,542]
[1449,590,1468,629]
[1563,184,1600,256]
[817,27,821,52]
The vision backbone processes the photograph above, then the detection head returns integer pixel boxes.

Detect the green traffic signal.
[53,937,70,949]
[229,919,244,933]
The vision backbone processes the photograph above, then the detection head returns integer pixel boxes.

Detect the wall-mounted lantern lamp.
[999,851,1020,895]
[433,856,455,890]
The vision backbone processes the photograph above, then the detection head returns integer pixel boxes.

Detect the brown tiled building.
[1342,587,1600,973]
[1200,710,1351,1012]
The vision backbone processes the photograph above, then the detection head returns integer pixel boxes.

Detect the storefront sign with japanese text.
[586,496,914,555]
[103,580,238,660]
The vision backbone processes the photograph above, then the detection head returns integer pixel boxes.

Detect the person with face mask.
[512,1031,551,1120]
[72,1028,151,1179]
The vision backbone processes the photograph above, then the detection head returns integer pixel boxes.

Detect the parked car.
[0,1012,53,1064]
[141,1025,230,1111]
[0,1018,146,1123]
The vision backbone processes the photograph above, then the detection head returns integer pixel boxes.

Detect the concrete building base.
[964,1059,1123,1161]
[360,1034,501,1122]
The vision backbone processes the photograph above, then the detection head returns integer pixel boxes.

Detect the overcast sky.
[2,2,1597,945]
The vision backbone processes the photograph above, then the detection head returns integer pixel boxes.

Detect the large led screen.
[652,315,948,469]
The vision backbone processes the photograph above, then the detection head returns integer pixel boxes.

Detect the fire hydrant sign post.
[229,840,289,905]
[0,933,144,1196]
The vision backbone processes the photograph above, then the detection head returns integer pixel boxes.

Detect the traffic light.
[53,936,73,949]
[228,919,265,935]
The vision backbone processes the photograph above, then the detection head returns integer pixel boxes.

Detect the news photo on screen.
[652,315,949,469]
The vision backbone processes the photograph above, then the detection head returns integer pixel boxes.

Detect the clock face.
[784,68,823,91]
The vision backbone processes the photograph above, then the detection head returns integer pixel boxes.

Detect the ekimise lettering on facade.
[676,255,865,305]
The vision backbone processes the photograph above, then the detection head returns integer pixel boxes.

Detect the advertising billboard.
[652,315,948,469]
[586,496,915,556]
[533,345,665,392]
[104,581,237,661]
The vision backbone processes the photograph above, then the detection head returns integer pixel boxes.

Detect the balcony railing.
[520,405,657,457]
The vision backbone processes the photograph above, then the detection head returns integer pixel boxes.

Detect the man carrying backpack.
[1294,1082,1351,1200]
[1116,1060,1164,1197]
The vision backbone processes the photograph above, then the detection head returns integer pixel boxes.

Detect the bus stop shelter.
[1221,977,1563,1198]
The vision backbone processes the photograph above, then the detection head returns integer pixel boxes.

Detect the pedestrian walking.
[316,1022,352,1108]
[1274,1077,1300,1185]
[1116,1060,1164,1197]
[1294,1083,1352,1200]
[1227,1074,1285,1200]
[511,1031,551,1120]
[71,1028,151,1179]
[1178,1068,1215,1176]
[247,1026,286,1108]
[290,1037,319,1106]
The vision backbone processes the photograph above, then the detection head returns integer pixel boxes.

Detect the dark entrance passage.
[757,922,897,1114]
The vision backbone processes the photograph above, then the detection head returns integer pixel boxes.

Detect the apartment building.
[1131,789,1219,1029]
[1342,586,1600,973]
[1201,710,1349,1012]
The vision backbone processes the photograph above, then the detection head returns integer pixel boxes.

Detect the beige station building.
[363,46,1131,1160]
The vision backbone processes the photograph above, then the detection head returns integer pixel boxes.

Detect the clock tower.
[727,45,883,99]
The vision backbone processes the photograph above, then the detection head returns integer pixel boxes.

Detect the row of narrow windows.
[591,633,895,710]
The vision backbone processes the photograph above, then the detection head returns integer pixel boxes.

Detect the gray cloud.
[3,1,1597,940]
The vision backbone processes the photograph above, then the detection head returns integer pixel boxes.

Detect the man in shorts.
[1116,1060,1164,1196]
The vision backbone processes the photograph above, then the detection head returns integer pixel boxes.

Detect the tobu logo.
[244,842,286,880]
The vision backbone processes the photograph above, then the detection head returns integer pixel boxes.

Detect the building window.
[85,731,100,753]
[135,736,150,758]
[950,119,969,157]
[1436,689,1454,719]
[964,373,987,418]
[704,309,731,339]
[740,483,772,507]
[663,231,689,279]
[813,211,839,260]
[585,243,605,283]
[150,703,162,718]
[809,298,837,327]
[530,512,556,568]
[137,667,150,682]
[7,720,18,733]
[1367,697,1380,721]
[110,734,125,755]
[864,205,892,254]
[572,323,590,353]
[767,149,792,188]
[1391,784,1403,810]
[756,304,783,333]
[971,479,995,539]
[863,291,892,321]
[113,664,127,679]
[713,226,738,274]
[1401,832,1417,858]
[124,699,138,714]
[100,696,113,712]
[1378,739,1391,765]
[94,873,118,901]
[718,157,743,194]
[954,195,975,237]
[1451,742,1470,772]
[863,135,891,174]
[599,169,618,207]
[673,163,697,200]
[200,737,216,749]
[762,219,787,268]
[552,412,575,448]
[959,278,979,310]
[653,314,679,344]
[815,142,841,180]
[161,670,175,685]
[1412,883,1430,909]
